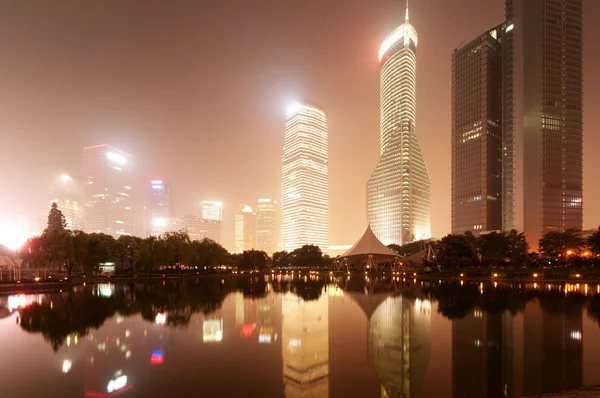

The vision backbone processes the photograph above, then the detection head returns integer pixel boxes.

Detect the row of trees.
[432,227,600,268]
[16,204,332,277]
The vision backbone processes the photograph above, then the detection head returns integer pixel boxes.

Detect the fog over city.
[0,0,598,251]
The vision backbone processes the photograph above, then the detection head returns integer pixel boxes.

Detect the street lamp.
[60,174,71,183]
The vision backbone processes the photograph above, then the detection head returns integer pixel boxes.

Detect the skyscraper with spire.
[367,2,431,246]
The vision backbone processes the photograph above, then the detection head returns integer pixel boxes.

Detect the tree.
[436,234,477,268]
[239,249,269,271]
[539,229,584,264]
[192,238,228,269]
[272,251,291,268]
[477,232,508,266]
[162,230,193,270]
[506,229,529,264]
[83,233,115,276]
[114,235,142,272]
[64,230,88,277]
[587,227,600,257]
[290,245,324,268]
[46,202,67,233]
[135,237,161,275]
[19,236,45,270]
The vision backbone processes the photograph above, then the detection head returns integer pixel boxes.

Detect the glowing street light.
[60,173,71,182]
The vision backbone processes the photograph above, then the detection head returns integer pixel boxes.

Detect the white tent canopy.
[341,225,398,259]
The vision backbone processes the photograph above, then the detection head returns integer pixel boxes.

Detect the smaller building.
[181,215,221,243]
[202,201,223,222]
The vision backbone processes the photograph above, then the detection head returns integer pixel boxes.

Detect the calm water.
[1,275,600,398]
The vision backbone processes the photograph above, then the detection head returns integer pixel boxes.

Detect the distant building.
[180,215,221,243]
[235,205,256,253]
[202,201,223,222]
[367,5,430,246]
[451,26,503,235]
[146,180,172,237]
[82,145,133,237]
[502,0,583,245]
[281,103,329,252]
[48,174,84,231]
[256,198,277,254]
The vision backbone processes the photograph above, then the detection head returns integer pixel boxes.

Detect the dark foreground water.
[1,275,600,398]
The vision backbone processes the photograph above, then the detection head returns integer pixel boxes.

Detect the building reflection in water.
[282,290,329,397]
[368,295,431,398]
[452,301,583,398]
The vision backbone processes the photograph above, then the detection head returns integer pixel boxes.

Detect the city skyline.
[0,0,598,251]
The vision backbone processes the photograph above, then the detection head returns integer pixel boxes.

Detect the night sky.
[0,0,598,251]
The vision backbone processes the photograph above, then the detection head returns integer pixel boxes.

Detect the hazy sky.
[0,0,598,251]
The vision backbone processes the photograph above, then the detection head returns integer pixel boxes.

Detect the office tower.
[82,145,133,237]
[256,198,277,254]
[180,215,221,243]
[368,296,431,398]
[282,291,329,397]
[202,200,223,222]
[503,0,583,245]
[235,205,256,252]
[451,26,504,235]
[281,103,329,252]
[367,5,430,246]
[146,180,172,237]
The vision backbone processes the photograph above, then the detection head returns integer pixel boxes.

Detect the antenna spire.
[405,0,409,22]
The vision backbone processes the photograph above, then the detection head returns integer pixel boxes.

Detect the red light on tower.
[151,350,164,365]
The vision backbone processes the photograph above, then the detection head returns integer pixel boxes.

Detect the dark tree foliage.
[46,202,67,233]
[290,245,324,268]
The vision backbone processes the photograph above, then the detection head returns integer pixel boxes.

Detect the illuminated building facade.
[502,0,583,245]
[256,198,278,254]
[180,215,221,243]
[367,6,430,246]
[146,180,172,237]
[50,199,84,231]
[451,26,503,235]
[83,145,133,237]
[368,296,431,398]
[281,103,329,252]
[202,200,223,222]
[235,205,256,252]
[282,291,329,397]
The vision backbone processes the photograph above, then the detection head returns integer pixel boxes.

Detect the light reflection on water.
[0,276,599,398]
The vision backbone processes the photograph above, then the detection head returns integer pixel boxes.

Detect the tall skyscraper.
[367,5,430,246]
[83,145,133,237]
[281,103,329,252]
[451,26,504,235]
[146,180,172,237]
[235,205,256,253]
[256,198,277,254]
[202,200,223,222]
[502,0,583,245]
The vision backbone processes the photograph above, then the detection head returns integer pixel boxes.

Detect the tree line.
[16,203,333,277]
[429,228,600,268]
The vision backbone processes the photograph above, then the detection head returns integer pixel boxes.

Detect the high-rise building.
[82,145,133,237]
[256,198,277,254]
[202,201,223,222]
[281,103,329,252]
[48,173,84,231]
[146,180,172,237]
[451,26,504,235]
[502,0,583,245]
[367,6,430,246]
[235,205,256,253]
[180,215,221,243]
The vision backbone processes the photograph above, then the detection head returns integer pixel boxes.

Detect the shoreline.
[1,270,598,294]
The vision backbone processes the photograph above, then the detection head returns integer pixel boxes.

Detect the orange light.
[567,250,573,256]
[533,273,538,278]
[493,273,498,278]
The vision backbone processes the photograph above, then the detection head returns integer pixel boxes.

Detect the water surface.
[1,276,600,398]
